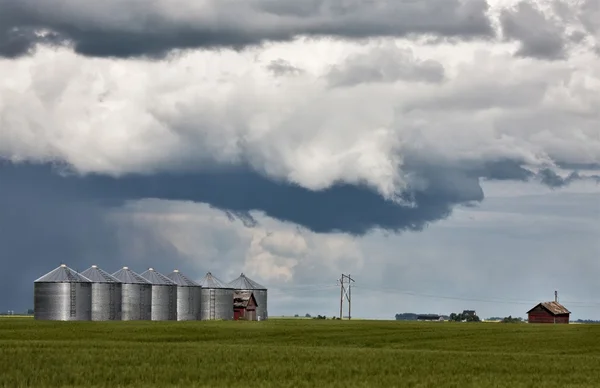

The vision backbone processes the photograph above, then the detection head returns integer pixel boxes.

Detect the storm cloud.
[1,159,594,235]
[0,0,493,58]
[500,1,569,60]
[499,0,600,60]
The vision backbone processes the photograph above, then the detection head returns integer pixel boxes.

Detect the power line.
[352,284,600,308]
[268,281,600,308]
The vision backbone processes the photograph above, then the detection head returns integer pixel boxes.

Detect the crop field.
[1,318,599,388]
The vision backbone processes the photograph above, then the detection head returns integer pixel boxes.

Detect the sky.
[0,0,599,319]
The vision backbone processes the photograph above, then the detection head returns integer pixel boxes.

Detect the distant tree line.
[395,313,419,321]
[500,316,523,323]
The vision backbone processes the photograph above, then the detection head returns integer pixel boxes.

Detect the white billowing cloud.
[1,21,599,200]
[110,199,364,285]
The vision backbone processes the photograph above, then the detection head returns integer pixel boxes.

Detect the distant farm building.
[527,301,570,324]
[233,291,258,321]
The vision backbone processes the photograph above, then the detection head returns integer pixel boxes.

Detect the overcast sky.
[1,0,598,319]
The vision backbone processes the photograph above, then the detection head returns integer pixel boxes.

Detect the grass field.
[1,319,599,387]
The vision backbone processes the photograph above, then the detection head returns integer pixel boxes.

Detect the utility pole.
[338,274,355,320]
[348,274,352,320]
[339,274,344,320]
[554,290,558,324]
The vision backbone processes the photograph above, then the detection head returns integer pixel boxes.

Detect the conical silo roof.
[198,272,230,289]
[166,270,200,287]
[228,273,267,290]
[140,268,175,285]
[111,267,150,284]
[81,265,121,283]
[34,264,92,283]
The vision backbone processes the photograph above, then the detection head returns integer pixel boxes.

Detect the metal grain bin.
[33,264,92,321]
[140,268,177,321]
[228,273,268,321]
[111,267,152,321]
[198,272,234,320]
[166,269,202,321]
[80,265,122,321]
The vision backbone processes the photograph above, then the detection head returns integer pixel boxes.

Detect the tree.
[501,316,523,323]
[394,313,418,321]
[449,311,480,322]
[305,313,312,318]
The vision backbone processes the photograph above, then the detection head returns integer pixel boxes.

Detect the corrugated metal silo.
[198,272,234,320]
[80,265,122,321]
[111,267,152,321]
[33,264,92,321]
[228,273,268,321]
[166,269,202,321]
[140,268,177,321]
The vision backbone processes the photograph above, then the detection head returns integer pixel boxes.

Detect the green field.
[1,319,599,388]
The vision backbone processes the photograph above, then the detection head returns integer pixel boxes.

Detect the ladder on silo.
[210,289,215,320]
[69,284,77,318]
[109,283,116,320]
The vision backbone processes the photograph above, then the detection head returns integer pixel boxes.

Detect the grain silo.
[140,268,177,321]
[80,265,122,321]
[228,273,268,321]
[166,269,202,321]
[33,264,92,321]
[111,267,152,321]
[198,272,234,320]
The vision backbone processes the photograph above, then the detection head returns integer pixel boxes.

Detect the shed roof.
[34,264,92,283]
[166,270,200,287]
[527,301,571,315]
[228,273,267,290]
[140,268,175,285]
[233,291,258,308]
[111,267,150,284]
[81,265,121,283]
[198,272,230,289]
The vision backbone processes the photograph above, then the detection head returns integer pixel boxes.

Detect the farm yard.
[1,318,599,388]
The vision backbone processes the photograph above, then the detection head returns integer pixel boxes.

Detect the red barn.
[527,301,570,324]
[233,291,258,321]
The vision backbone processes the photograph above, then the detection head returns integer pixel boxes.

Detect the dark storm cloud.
[537,169,600,188]
[0,161,478,236]
[0,0,494,58]
[500,1,568,60]
[499,0,600,60]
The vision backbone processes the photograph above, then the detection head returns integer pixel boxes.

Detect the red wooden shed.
[527,301,570,324]
[233,291,258,321]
